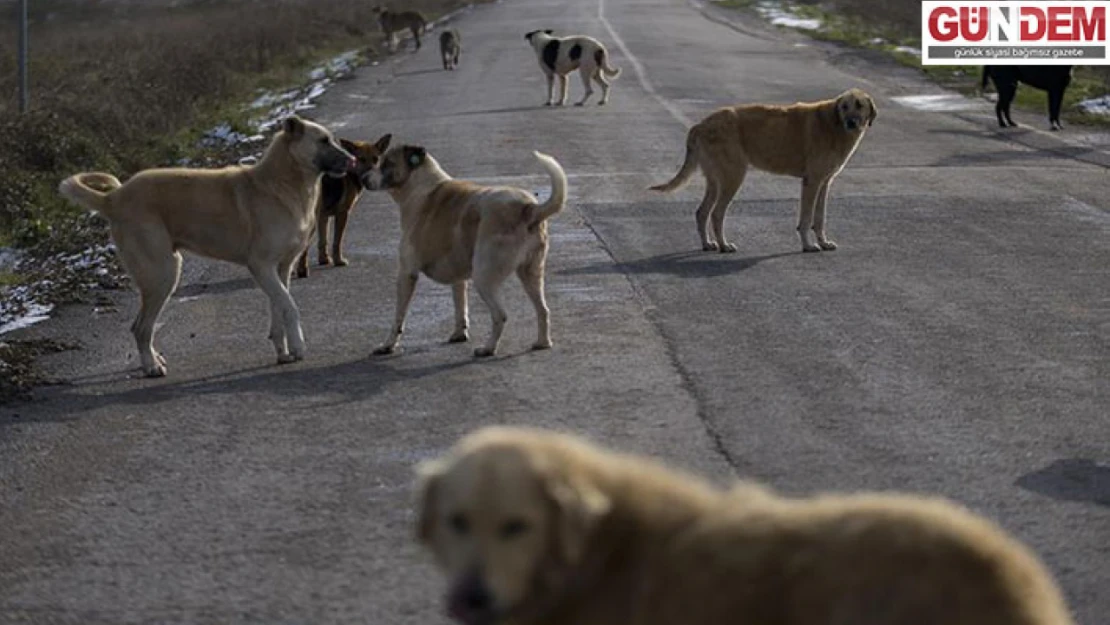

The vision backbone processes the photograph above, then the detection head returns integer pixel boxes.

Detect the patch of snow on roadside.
[891,94,980,112]
[756,2,822,30]
[1078,95,1110,115]
[0,301,54,335]
[893,45,922,57]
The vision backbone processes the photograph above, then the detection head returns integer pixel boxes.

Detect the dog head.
[524,29,554,43]
[338,134,392,180]
[279,116,356,178]
[416,428,611,625]
[834,88,877,132]
[361,144,428,191]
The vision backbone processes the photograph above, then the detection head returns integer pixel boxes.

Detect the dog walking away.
[982,65,1073,130]
[373,6,426,52]
[296,134,392,278]
[416,426,1076,625]
[524,30,621,106]
[651,88,876,254]
[440,29,461,70]
[59,116,354,377]
[361,146,567,358]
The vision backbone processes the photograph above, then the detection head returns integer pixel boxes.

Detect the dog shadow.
[1015,458,1110,507]
[175,277,256,299]
[393,67,446,78]
[453,105,550,117]
[560,250,798,279]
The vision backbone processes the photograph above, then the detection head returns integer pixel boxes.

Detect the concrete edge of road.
[685,0,1110,171]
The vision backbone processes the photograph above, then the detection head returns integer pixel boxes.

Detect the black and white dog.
[524,30,622,106]
[982,65,1073,131]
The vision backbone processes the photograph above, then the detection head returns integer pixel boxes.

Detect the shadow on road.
[560,250,797,279]
[1016,459,1110,507]
[453,105,550,117]
[175,277,256,299]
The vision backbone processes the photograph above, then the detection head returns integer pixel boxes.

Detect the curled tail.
[649,130,699,193]
[528,151,567,226]
[596,48,621,78]
[58,173,122,216]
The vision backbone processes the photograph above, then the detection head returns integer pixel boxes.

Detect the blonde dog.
[524,30,621,106]
[59,116,354,377]
[361,146,567,357]
[651,88,876,253]
[416,427,1075,625]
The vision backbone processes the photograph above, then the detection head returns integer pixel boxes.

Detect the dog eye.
[449,513,470,535]
[499,519,529,539]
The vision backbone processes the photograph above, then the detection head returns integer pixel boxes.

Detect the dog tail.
[528,151,567,226]
[649,130,699,193]
[58,172,122,216]
[597,48,621,78]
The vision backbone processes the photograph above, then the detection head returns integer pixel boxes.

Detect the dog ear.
[405,146,427,168]
[866,94,878,127]
[375,133,393,153]
[282,116,305,138]
[414,459,446,543]
[544,29,553,35]
[543,470,610,565]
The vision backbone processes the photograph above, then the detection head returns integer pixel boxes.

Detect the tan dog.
[416,427,1075,625]
[524,30,621,106]
[361,146,567,357]
[59,116,354,377]
[651,88,877,253]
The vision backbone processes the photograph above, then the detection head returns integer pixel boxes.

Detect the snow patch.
[891,94,981,112]
[755,2,822,30]
[893,45,922,58]
[1078,95,1110,116]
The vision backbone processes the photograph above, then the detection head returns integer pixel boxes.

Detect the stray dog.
[650,88,876,253]
[440,29,462,70]
[416,426,1076,625]
[361,146,566,357]
[373,6,426,52]
[982,65,1073,131]
[59,116,354,377]
[524,30,621,106]
[296,134,392,278]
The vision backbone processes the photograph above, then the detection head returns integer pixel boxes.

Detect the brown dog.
[651,88,877,253]
[373,6,426,52]
[417,427,1075,625]
[361,147,566,357]
[295,135,392,278]
[59,116,354,377]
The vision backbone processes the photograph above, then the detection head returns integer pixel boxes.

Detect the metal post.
[18,0,28,113]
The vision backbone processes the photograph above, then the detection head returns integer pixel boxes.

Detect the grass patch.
[0,338,77,404]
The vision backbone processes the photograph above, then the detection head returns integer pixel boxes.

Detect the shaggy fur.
[417,427,1075,625]
[650,88,877,253]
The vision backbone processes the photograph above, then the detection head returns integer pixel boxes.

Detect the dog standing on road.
[416,426,1076,625]
[59,116,354,377]
[296,134,392,278]
[440,29,461,70]
[361,146,567,358]
[373,6,427,52]
[651,89,877,253]
[524,30,621,106]
[982,65,1073,131]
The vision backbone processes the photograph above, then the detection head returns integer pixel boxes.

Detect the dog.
[982,65,1073,131]
[59,116,354,377]
[650,88,876,254]
[440,29,462,70]
[360,146,566,357]
[373,6,426,52]
[295,134,392,279]
[524,30,621,106]
[416,426,1076,625]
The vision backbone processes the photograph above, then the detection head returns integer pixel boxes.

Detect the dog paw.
[718,242,738,253]
[295,269,308,279]
[598,100,608,106]
[802,244,823,253]
[702,242,720,252]
[448,331,469,344]
[372,345,397,356]
[144,364,168,378]
[156,352,168,367]
[334,257,349,267]
[277,353,298,365]
[318,256,332,266]
[531,340,552,351]
[818,239,838,251]
[574,102,585,107]
[474,347,496,358]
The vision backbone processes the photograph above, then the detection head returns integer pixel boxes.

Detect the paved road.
[2,0,1108,623]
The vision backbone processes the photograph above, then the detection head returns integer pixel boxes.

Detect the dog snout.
[361,170,381,190]
[447,572,494,625]
[845,118,860,131]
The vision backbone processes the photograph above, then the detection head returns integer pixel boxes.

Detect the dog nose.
[462,585,491,611]
[346,156,357,171]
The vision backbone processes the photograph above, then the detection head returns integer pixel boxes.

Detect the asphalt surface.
[2,0,1108,623]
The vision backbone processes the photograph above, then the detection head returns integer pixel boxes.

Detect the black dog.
[982,65,1073,131]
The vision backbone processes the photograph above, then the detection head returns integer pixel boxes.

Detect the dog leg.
[545,73,556,106]
[696,178,720,251]
[797,178,823,253]
[251,261,305,363]
[332,211,350,266]
[1000,84,1018,127]
[575,68,594,106]
[710,174,743,254]
[472,251,514,357]
[594,70,611,106]
[1048,88,1065,130]
[129,250,182,378]
[317,214,332,266]
[295,249,309,279]
[518,260,552,351]
[448,280,470,343]
[557,74,569,106]
[374,271,419,355]
[812,179,837,251]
